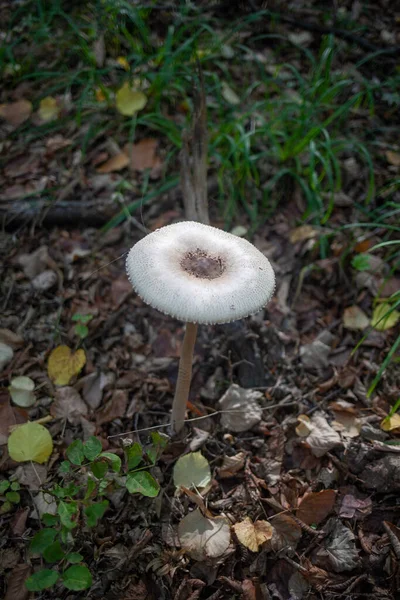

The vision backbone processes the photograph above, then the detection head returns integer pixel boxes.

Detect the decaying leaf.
[9,376,35,408]
[116,82,147,116]
[96,152,129,173]
[47,345,86,386]
[96,389,127,425]
[381,413,400,432]
[219,384,263,432]
[303,413,342,457]
[339,494,372,519]
[124,138,162,176]
[18,246,50,279]
[371,303,400,331]
[295,414,313,437]
[0,342,14,371]
[38,96,60,122]
[289,225,318,244]
[297,490,336,525]
[313,519,359,572]
[218,452,246,478]
[173,452,211,490]
[0,99,32,126]
[233,517,273,552]
[4,563,31,600]
[178,508,231,561]
[50,386,88,425]
[343,306,370,330]
[386,150,400,166]
[8,422,53,464]
[265,514,302,553]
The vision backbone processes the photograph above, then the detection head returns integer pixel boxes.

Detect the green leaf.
[75,323,89,339]
[0,480,10,494]
[84,436,102,461]
[126,471,160,497]
[84,500,109,527]
[30,528,58,554]
[11,481,20,491]
[91,460,108,479]
[42,513,59,527]
[62,565,92,590]
[126,442,143,470]
[43,540,65,562]
[66,552,84,564]
[26,569,59,591]
[58,501,78,529]
[66,440,85,466]
[72,313,93,324]
[100,452,121,473]
[59,460,71,473]
[84,478,96,501]
[6,491,20,503]
[351,254,371,271]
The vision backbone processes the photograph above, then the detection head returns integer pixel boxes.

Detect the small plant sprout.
[72,313,93,339]
[126,221,275,433]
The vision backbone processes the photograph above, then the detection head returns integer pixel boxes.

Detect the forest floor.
[1,2,400,599]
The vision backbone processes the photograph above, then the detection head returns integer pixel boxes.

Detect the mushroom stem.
[171,322,198,433]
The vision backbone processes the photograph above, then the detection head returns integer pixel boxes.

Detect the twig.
[107,400,299,439]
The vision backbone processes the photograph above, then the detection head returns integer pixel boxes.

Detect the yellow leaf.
[296,414,313,437]
[95,87,106,102]
[116,82,147,116]
[8,422,53,464]
[381,413,400,432]
[233,517,273,552]
[0,99,32,126]
[371,303,400,331]
[116,56,130,71]
[48,345,86,386]
[38,96,60,122]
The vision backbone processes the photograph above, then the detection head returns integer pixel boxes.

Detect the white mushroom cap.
[126,221,275,324]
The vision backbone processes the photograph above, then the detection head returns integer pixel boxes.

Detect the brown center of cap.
[181,248,226,280]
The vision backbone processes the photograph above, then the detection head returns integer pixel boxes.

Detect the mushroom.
[126,221,275,433]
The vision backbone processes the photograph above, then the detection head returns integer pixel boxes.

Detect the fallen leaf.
[50,386,88,425]
[313,519,359,572]
[221,81,240,105]
[82,371,109,410]
[0,329,24,349]
[371,303,400,331]
[265,514,302,553]
[297,490,336,525]
[343,306,370,330]
[96,389,127,425]
[386,150,400,167]
[300,339,331,370]
[0,99,32,127]
[233,517,273,552]
[116,56,130,70]
[295,414,313,437]
[0,392,27,445]
[173,452,211,490]
[18,246,50,279]
[381,413,400,432]
[0,342,14,371]
[289,225,318,244]
[304,413,342,457]
[32,491,57,518]
[116,82,147,116]
[11,507,30,536]
[8,422,53,464]
[178,508,231,561]
[96,152,129,173]
[124,138,162,176]
[32,269,57,291]
[9,376,35,408]
[38,96,60,122]
[47,345,86,386]
[15,463,47,490]
[339,494,372,519]
[4,563,31,600]
[219,384,263,432]
[218,452,246,478]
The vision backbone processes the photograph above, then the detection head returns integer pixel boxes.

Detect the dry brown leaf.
[50,386,88,425]
[305,413,342,457]
[0,100,32,127]
[233,517,273,552]
[386,150,400,167]
[297,490,336,525]
[97,152,129,173]
[339,494,372,519]
[124,138,162,177]
[289,225,318,244]
[4,563,31,600]
[0,391,27,445]
[96,389,127,425]
[218,452,246,478]
[265,514,302,553]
